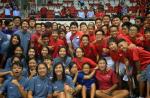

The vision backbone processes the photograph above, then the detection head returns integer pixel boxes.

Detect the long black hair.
[52,62,66,82]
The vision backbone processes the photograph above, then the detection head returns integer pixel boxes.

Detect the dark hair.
[41,46,50,55]
[121,22,132,29]
[95,18,102,22]
[11,56,21,63]
[82,63,91,68]
[81,34,89,40]
[21,20,29,25]
[68,62,77,71]
[11,62,23,69]
[42,33,49,39]
[52,62,66,82]
[36,63,48,75]
[45,22,52,28]
[14,45,24,58]
[0,19,2,24]
[80,22,87,27]
[35,23,41,27]
[59,29,66,34]
[122,15,130,21]
[103,15,110,19]
[108,37,117,46]
[130,24,140,32]
[41,23,46,27]
[29,17,36,21]
[110,25,118,30]
[95,29,105,35]
[4,19,12,26]
[98,57,107,65]
[144,28,150,34]
[135,16,143,22]
[13,16,21,21]
[70,21,78,28]
[52,29,59,34]
[117,38,126,44]
[26,47,36,62]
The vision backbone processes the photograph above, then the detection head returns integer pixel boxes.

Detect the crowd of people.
[0,11,150,98]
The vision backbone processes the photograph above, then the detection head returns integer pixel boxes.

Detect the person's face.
[118,41,128,52]
[145,31,150,40]
[44,59,52,69]
[12,36,19,45]
[22,21,29,31]
[29,20,36,28]
[112,18,121,26]
[36,25,42,33]
[8,22,14,30]
[12,64,22,77]
[55,64,63,76]
[14,47,23,57]
[129,26,138,38]
[101,26,108,34]
[28,59,37,70]
[103,16,110,25]
[96,20,102,29]
[52,31,58,40]
[122,26,129,35]
[109,42,117,51]
[38,64,47,77]
[46,27,52,33]
[52,23,58,30]
[122,17,129,23]
[70,64,78,74]
[80,24,87,33]
[96,31,103,41]
[59,31,65,38]
[70,25,78,34]
[12,57,20,63]
[59,48,66,58]
[41,47,48,57]
[98,60,107,71]
[13,18,21,26]
[81,36,89,46]
[135,19,141,26]
[42,37,49,45]
[41,24,46,32]
[76,48,84,58]
[110,27,118,37]
[83,64,90,74]
[28,49,35,58]
[66,26,70,32]
[88,25,95,34]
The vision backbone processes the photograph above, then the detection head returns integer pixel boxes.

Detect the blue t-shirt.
[52,75,75,92]
[77,72,95,91]
[0,76,29,98]
[28,76,52,98]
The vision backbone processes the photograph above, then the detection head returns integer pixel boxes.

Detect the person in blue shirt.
[77,63,97,98]
[0,62,29,98]
[53,46,72,69]
[27,63,52,98]
[52,62,75,98]
[14,20,31,55]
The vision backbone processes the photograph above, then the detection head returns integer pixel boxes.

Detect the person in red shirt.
[102,15,111,27]
[40,7,48,19]
[87,23,96,42]
[143,28,150,51]
[128,24,144,47]
[95,58,129,98]
[48,29,65,59]
[80,35,97,62]
[92,30,108,61]
[118,39,150,98]
[72,47,96,71]
[80,22,88,35]
[31,23,42,56]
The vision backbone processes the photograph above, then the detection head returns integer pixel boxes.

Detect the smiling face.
[28,48,35,59]
[108,41,118,51]
[54,64,63,76]
[14,47,23,57]
[41,47,49,57]
[28,59,37,70]
[11,35,19,45]
[59,48,66,58]
[118,41,128,52]
[37,63,47,77]
[21,21,29,31]
[98,59,107,71]
[81,36,89,46]
[82,63,90,74]
[75,48,84,58]
[70,64,78,75]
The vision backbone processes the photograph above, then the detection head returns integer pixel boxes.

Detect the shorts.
[139,64,150,81]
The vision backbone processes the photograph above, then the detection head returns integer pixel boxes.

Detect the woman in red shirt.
[95,58,129,98]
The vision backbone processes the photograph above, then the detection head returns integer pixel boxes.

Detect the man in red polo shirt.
[31,23,42,56]
[49,29,65,59]
[118,39,150,98]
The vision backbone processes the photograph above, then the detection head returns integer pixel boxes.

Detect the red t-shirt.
[122,47,150,70]
[143,38,150,51]
[31,32,41,55]
[72,57,96,70]
[93,39,107,57]
[40,7,48,15]
[80,43,97,62]
[49,38,65,58]
[95,69,118,90]
[89,33,96,42]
